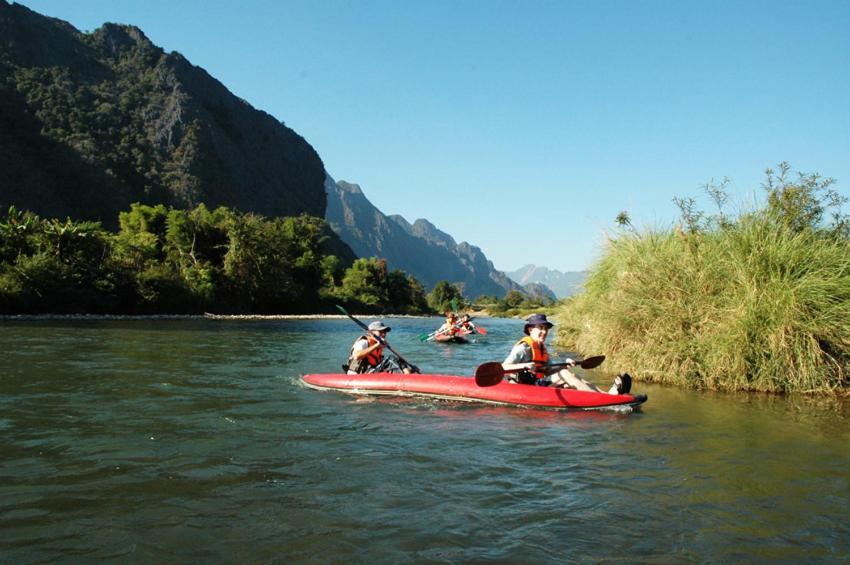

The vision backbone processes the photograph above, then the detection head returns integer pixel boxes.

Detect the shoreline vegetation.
[554,164,849,396]
[0,203,435,316]
[0,204,548,318]
[0,312,439,321]
[0,306,497,321]
[0,203,542,316]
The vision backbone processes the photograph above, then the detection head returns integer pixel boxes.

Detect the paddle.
[336,305,418,371]
[418,331,438,342]
[474,355,606,387]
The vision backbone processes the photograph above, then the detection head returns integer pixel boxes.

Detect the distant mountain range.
[0,0,539,300]
[325,178,524,299]
[506,265,587,298]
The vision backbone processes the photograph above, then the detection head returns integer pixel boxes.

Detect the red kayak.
[302,372,647,411]
[433,329,472,344]
[434,333,469,344]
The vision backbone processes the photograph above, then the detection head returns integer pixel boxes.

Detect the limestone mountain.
[0,0,327,228]
[507,264,587,298]
[325,176,524,298]
[521,282,558,303]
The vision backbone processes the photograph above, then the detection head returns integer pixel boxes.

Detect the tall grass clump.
[556,164,850,394]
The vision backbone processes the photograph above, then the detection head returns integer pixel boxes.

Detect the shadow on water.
[0,317,848,562]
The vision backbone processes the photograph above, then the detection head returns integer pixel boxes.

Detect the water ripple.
[1,318,848,562]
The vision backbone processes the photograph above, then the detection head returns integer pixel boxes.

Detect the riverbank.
[0,312,439,321]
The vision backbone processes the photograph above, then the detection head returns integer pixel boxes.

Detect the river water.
[1,317,848,562]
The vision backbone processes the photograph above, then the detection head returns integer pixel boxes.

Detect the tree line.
[0,203,438,315]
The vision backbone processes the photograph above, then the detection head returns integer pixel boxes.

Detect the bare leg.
[548,368,604,392]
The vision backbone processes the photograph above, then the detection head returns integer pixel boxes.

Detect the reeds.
[555,172,850,394]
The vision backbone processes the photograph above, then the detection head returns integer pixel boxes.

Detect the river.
[1,317,847,562]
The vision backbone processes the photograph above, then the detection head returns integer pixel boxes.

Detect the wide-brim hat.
[368,321,391,332]
[524,313,554,334]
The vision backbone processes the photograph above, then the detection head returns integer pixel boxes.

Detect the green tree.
[427,280,464,313]
[0,209,123,313]
[502,290,526,309]
[387,270,429,314]
[335,258,390,309]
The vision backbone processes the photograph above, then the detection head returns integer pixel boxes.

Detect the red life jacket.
[348,334,383,373]
[517,336,549,380]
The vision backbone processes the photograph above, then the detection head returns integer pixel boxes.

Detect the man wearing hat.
[345,320,414,375]
[502,313,630,393]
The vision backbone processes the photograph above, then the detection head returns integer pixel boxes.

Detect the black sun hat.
[524,313,554,334]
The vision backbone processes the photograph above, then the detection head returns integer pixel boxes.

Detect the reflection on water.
[0,317,848,562]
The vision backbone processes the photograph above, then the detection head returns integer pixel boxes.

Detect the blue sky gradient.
[19,0,850,272]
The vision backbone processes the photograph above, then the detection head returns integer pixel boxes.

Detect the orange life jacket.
[517,336,549,380]
[348,334,383,373]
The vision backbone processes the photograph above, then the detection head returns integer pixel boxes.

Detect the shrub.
[556,165,850,394]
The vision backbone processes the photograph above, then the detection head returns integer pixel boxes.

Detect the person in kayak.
[345,320,415,374]
[435,312,460,338]
[458,314,476,333]
[502,313,631,393]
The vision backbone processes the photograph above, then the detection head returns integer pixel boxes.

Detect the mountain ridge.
[325,176,524,298]
[506,264,587,298]
[0,0,327,227]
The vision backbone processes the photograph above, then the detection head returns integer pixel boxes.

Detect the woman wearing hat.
[346,320,414,374]
[502,313,630,393]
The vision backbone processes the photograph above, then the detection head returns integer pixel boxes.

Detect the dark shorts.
[509,371,550,386]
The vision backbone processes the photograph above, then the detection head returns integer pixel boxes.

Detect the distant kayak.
[302,372,647,411]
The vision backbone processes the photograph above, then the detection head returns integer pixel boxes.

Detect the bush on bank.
[555,164,850,394]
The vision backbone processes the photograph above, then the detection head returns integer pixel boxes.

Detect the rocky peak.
[336,181,364,195]
[410,218,456,248]
[95,23,156,58]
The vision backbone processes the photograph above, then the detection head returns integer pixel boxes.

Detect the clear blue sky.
[19,0,850,272]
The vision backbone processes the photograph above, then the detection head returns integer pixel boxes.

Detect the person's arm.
[501,343,534,372]
[351,338,381,361]
[542,356,576,376]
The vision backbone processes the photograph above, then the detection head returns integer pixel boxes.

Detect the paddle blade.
[577,355,605,369]
[474,362,506,387]
[476,326,487,335]
[418,333,432,342]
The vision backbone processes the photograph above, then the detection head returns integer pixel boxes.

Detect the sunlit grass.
[555,171,850,394]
